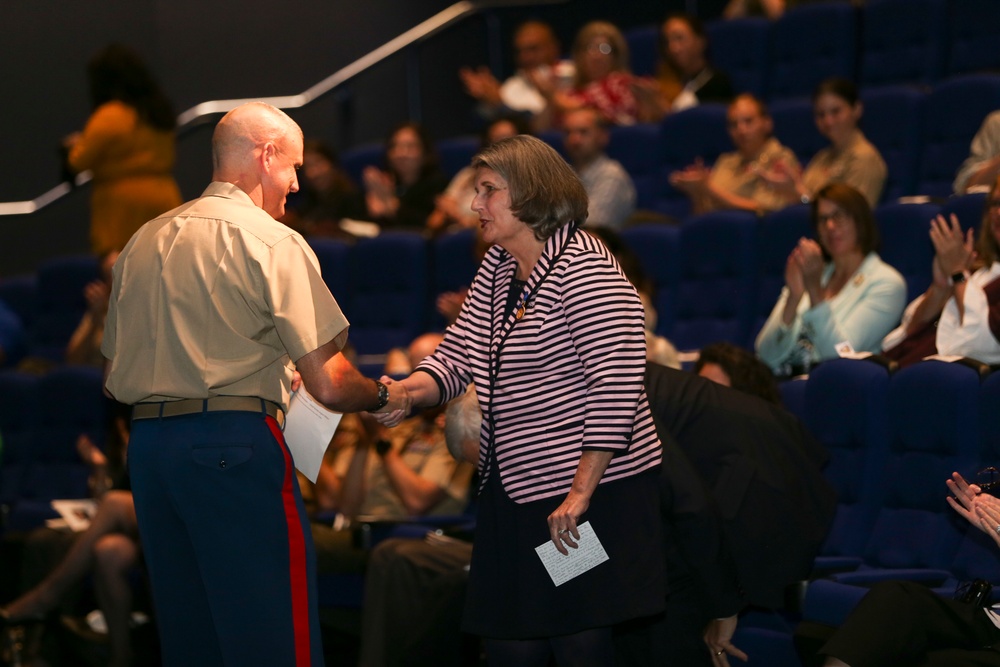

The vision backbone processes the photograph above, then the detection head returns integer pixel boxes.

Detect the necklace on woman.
[515,284,531,320]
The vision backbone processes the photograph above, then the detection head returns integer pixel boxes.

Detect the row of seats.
[340,74,1000,222]
[625,0,1000,102]
[733,357,1000,666]
[0,192,986,365]
[0,366,110,534]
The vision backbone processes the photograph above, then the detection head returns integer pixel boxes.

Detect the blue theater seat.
[30,254,99,363]
[0,371,40,533]
[804,359,891,575]
[671,211,757,351]
[939,191,988,237]
[860,85,925,201]
[624,24,659,78]
[654,104,731,220]
[705,17,769,99]
[874,201,940,303]
[343,231,430,358]
[859,0,946,88]
[916,75,1000,198]
[308,237,351,303]
[619,223,680,340]
[340,142,383,186]
[946,0,1000,77]
[429,227,480,330]
[436,135,479,178]
[765,3,858,102]
[770,98,825,168]
[607,123,661,211]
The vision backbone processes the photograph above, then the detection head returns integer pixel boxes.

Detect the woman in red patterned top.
[535,21,637,131]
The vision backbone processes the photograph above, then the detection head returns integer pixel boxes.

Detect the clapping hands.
[785,238,824,300]
[947,471,1000,549]
[669,159,711,195]
[930,213,975,277]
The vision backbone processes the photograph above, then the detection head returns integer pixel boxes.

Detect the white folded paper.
[534,521,610,587]
[282,387,343,483]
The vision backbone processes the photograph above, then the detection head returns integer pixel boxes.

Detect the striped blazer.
[417,223,663,504]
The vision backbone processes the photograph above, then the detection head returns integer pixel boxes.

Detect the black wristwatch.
[374,439,392,457]
[952,271,968,285]
[368,379,389,412]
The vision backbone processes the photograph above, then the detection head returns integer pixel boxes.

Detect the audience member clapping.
[633,13,734,122]
[883,176,1000,366]
[756,182,906,376]
[671,94,800,215]
[459,20,573,126]
[65,250,118,367]
[764,78,887,208]
[535,21,638,130]
[363,121,449,230]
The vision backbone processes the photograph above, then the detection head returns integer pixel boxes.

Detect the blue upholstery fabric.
[340,142,383,186]
[947,0,1000,77]
[939,192,988,237]
[705,17,770,99]
[672,211,757,350]
[859,0,947,87]
[874,202,940,303]
[860,85,925,201]
[607,123,661,211]
[917,75,1000,198]
[344,231,430,356]
[765,3,858,101]
[770,98,825,167]
[31,254,98,362]
[654,104,730,220]
[624,24,659,78]
[308,237,351,305]
[620,223,680,340]
[436,135,479,178]
[804,359,890,568]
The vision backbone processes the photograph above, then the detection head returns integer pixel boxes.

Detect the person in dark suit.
[619,362,836,666]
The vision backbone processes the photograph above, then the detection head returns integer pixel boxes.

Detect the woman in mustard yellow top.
[66,44,182,253]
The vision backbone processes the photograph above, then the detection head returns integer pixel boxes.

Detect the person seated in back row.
[670,94,799,215]
[756,183,906,376]
[562,106,636,230]
[309,333,475,576]
[882,176,1000,367]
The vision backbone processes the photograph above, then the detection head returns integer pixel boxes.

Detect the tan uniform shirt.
[102,182,349,410]
[708,137,800,214]
[802,130,887,207]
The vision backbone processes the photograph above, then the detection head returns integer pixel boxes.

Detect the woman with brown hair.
[756,182,906,376]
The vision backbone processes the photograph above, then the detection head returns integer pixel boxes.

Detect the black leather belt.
[132,397,284,427]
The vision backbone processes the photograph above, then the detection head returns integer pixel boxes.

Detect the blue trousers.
[129,409,323,666]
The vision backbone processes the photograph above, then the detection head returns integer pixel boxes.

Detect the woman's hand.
[669,160,710,195]
[760,158,803,201]
[784,248,805,301]
[547,490,590,556]
[946,471,983,528]
[930,213,975,276]
[975,494,1000,550]
[704,615,748,667]
[795,238,825,297]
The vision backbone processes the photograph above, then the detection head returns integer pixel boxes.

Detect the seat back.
[308,237,352,302]
[624,24,659,78]
[706,17,770,99]
[672,211,757,350]
[765,3,858,101]
[947,0,1000,77]
[860,85,925,201]
[654,104,731,220]
[859,0,947,87]
[917,75,1000,198]
[607,123,661,211]
[345,232,430,356]
[436,135,479,178]
[620,224,680,340]
[770,98,825,167]
[31,254,99,362]
[804,359,891,560]
[874,202,940,303]
[340,142,383,186]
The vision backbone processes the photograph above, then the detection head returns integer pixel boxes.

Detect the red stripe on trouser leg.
[267,416,312,667]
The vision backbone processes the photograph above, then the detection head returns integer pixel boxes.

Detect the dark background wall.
[0,0,722,277]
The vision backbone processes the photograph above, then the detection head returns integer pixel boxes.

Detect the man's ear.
[261,142,277,171]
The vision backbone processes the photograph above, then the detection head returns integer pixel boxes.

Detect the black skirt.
[462,461,665,639]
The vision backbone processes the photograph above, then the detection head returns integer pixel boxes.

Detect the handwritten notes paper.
[534,521,609,587]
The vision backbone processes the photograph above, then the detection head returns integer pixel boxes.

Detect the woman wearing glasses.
[534,21,637,130]
[882,177,1000,367]
[756,182,906,376]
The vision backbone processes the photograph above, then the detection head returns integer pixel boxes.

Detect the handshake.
[371,375,413,428]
